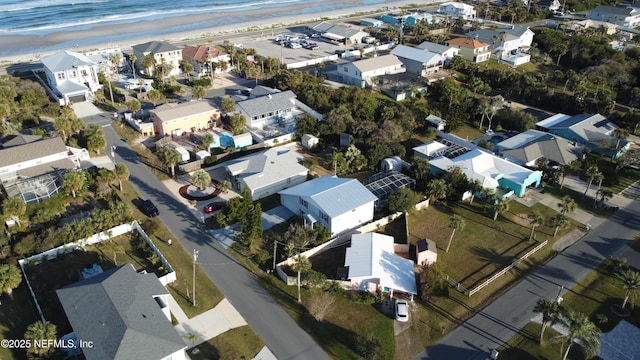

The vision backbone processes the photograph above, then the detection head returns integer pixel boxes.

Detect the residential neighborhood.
[2,0,640,360]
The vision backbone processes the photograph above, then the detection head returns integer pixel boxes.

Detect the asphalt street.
[415,199,640,359]
[102,125,329,360]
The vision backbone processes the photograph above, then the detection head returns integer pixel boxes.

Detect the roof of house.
[18,158,76,178]
[391,45,443,64]
[56,264,185,360]
[250,85,279,98]
[2,134,43,148]
[591,5,637,16]
[307,21,362,38]
[0,136,68,168]
[440,2,474,10]
[445,37,489,49]
[430,147,538,189]
[467,25,533,45]
[235,90,296,120]
[150,100,219,122]
[181,45,228,62]
[225,147,308,191]
[413,141,449,158]
[416,41,457,54]
[344,233,417,295]
[537,113,623,144]
[132,41,180,54]
[279,175,377,218]
[599,320,640,359]
[350,54,403,74]
[42,50,96,72]
[497,130,580,165]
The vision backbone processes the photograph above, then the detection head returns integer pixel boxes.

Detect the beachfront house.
[279,176,377,236]
[131,41,182,77]
[83,48,124,76]
[588,5,640,27]
[391,45,444,77]
[445,38,491,63]
[150,100,220,137]
[41,50,101,105]
[337,54,405,88]
[182,45,230,76]
[224,147,308,200]
[467,25,534,66]
[416,41,460,67]
[438,2,476,20]
[57,264,187,360]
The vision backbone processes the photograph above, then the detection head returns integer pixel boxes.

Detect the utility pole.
[272,240,277,271]
[192,249,199,307]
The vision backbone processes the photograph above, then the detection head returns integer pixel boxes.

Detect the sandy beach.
[0,0,436,65]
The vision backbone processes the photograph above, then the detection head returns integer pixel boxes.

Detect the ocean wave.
[0,0,109,12]
[0,0,303,33]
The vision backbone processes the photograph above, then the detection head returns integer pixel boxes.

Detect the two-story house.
[337,54,405,88]
[235,90,297,129]
[391,45,444,77]
[182,45,230,76]
[416,41,460,67]
[41,50,101,105]
[588,5,640,28]
[131,41,182,77]
[467,25,534,65]
[83,48,124,76]
[150,100,220,137]
[445,37,491,63]
[439,2,476,20]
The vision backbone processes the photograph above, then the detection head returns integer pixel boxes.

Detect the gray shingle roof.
[235,90,296,119]
[497,130,580,165]
[132,41,180,54]
[150,100,219,122]
[57,264,185,360]
[416,41,455,54]
[2,134,42,147]
[41,50,96,73]
[592,5,636,16]
[0,136,68,168]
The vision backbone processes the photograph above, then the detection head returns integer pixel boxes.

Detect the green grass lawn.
[0,284,39,360]
[451,125,485,142]
[542,183,615,218]
[189,326,264,360]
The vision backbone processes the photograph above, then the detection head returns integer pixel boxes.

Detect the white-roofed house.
[588,5,640,27]
[83,48,124,76]
[466,25,534,66]
[225,147,308,200]
[344,233,417,299]
[391,45,444,77]
[41,50,101,105]
[416,41,460,67]
[439,2,476,20]
[337,54,405,88]
[278,175,377,235]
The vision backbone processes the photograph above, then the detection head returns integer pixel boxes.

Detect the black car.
[142,199,159,217]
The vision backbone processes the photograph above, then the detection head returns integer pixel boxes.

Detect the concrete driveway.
[72,101,104,118]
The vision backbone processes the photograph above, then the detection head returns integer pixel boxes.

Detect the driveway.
[72,101,104,118]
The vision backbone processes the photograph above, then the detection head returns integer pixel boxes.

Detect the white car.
[288,42,302,49]
[395,299,409,322]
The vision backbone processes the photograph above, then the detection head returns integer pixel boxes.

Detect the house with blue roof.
[278,176,377,235]
[535,113,630,159]
[391,45,444,77]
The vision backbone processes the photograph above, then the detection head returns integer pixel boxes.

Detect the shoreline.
[0,0,432,65]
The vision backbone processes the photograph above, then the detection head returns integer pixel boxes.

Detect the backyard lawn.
[189,326,264,360]
[0,284,39,360]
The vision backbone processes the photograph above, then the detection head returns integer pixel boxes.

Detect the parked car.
[305,43,319,50]
[203,201,226,214]
[395,299,409,322]
[310,33,320,38]
[299,34,309,40]
[288,42,302,49]
[142,199,159,217]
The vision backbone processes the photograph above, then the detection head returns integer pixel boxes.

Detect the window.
[57,72,66,80]
[70,70,77,77]
[81,70,88,76]
[320,211,329,223]
[300,197,308,207]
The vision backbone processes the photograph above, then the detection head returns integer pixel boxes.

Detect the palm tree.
[615,269,640,309]
[24,321,57,357]
[550,213,570,237]
[217,180,232,193]
[291,253,311,302]
[191,169,211,191]
[126,99,141,116]
[559,160,582,189]
[129,54,137,78]
[147,89,162,107]
[114,164,129,192]
[54,117,71,142]
[493,199,509,221]
[62,170,86,197]
[426,179,448,203]
[558,195,576,215]
[0,264,22,295]
[446,215,465,253]
[596,188,614,207]
[2,197,25,226]
[202,133,214,150]
[468,180,483,205]
[533,299,561,344]
[141,54,156,77]
[554,308,601,360]
[157,147,181,177]
[192,85,206,100]
[613,128,629,152]
[528,210,545,242]
[583,166,601,197]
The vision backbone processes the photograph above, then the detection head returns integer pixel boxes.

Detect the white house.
[278,176,377,235]
[83,48,124,76]
[41,50,101,105]
[337,54,405,88]
[235,90,297,129]
[301,134,319,150]
[344,233,417,298]
[467,25,534,65]
[131,41,182,77]
[416,41,460,66]
[225,147,308,200]
[439,2,476,20]
[538,0,561,12]
[0,135,76,183]
[391,45,444,77]
[588,5,640,28]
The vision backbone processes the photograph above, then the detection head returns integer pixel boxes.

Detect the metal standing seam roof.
[235,90,296,119]
[56,264,186,360]
[131,41,180,54]
[0,137,68,168]
[150,100,219,122]
[225,148,308,191]
[41,50,96,73]
[391,45,443,64]
[344,233,417,295]
[278,175,377,218]
[350,54,404,74]
[416,41,457,55]
[497,130,579,165]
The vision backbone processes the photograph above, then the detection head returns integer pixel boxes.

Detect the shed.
[233,132,253,149]
[195,150,211,160]
[426,114,446,131]
[380,156,403,172]
[301,134,319,150]
[416,238,437,265]
[172,146,190,162]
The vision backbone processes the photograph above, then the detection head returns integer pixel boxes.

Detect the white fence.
[132,221,177,285]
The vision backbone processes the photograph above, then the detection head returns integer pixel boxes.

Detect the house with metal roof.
[41,50,101,105]
[337,54,405,88]
[416,41,460,66]
[305,21,368,44]
[182,45,230,76]
[535,113,630,159]
[588,5,640,27]
[391,45,444,77]
[57,264,187,360]
[344,233,417,299]
[279,176,377,235]
[131,41,182,77]
[467,25,534,65]
[495,129,582,166]
[224,147,308,200]
[438,2,476,20]
[150,100,220,137]
[444,38,491,63]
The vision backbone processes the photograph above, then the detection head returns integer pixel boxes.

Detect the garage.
[68,94,86,103]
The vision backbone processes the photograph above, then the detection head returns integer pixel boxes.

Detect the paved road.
[415,199,640,359]
[102,125,329,360]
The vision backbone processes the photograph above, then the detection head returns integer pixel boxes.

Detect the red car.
[203,201,225,214]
